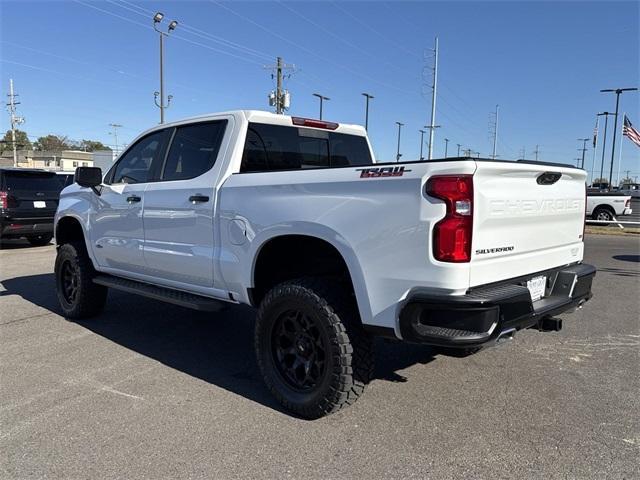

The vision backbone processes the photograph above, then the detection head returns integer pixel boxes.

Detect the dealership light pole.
[596,112,613,185]
[362,93,373,131]
[395,122,404,162]
[153,12,178,124]
[600,87,638,187]
[456,143,461,157]
[313,93,330,120]
[419,129,426,160]
[444,138,449,158]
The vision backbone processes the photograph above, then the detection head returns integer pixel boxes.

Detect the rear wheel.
[593,207,614,224]
[255,278,373,419]
[55,241,107,319]
[27,234,53,246]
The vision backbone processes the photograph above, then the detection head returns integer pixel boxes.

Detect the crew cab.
[54,110,595,418]
[586,191,632,222]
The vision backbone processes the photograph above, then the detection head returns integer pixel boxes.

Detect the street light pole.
[419,129,426,160]
[444,138,449,158]
[153,12,178,124]
[600,88,638,187]
[395,122,404,162]
[596,112,612,186]
[313,93,330,120]
[456,143,461,157]
[362,93,373,131]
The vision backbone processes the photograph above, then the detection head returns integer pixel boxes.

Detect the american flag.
[592,117,599,148]
[623,115,640,148]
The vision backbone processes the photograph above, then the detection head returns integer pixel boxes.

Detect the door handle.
[189,194,210,203]
[126,195,141,203]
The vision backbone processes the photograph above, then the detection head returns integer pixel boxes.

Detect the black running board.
[93,275,227,312]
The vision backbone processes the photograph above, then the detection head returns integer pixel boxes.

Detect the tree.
[620,177,634,185]
[77,139,112,152]
[592,177,609,185]
[0,129,32,154]
[33,135,70,151]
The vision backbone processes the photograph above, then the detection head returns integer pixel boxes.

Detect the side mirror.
[75,167,102,194]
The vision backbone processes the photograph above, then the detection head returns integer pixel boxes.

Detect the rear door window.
[161,120,227,181]
[240,123,372,172]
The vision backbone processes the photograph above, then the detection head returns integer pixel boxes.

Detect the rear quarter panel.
[217,161,476,331]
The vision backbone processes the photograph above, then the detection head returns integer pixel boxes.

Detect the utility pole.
[395,122,404,162]
[533,145,540,161]
[362,93,373,131]
[444,138,449,158]
[153,12,178,124]
[577,138,589,169]
[6,79,25,167]
[600,87,638,187]
[596,112,613,185]
[426,36,439,160]
[456,143,461,157]
[109,123,122,156]
[313,93,330,120]
[490,104,499,159]
[266,56,295,114]
[419,129,426,160]
[519,147,526,160]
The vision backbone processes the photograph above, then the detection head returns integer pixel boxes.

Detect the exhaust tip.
[496,328,516,344]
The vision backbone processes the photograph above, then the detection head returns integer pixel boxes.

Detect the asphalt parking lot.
[1,235,638,479]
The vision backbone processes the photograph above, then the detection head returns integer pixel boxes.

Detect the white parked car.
[54,110,595,418]
[617,183,640,198]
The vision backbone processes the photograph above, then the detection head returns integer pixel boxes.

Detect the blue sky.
[1,0,638,180]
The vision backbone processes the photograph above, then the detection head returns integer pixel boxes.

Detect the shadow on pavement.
[612,254,640,263]
[1,273,440,416]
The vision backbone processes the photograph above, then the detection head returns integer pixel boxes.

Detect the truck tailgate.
[470,162,586,287]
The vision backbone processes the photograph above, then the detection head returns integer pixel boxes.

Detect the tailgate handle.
[537,172,562,185]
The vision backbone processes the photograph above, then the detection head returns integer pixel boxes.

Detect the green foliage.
[34,134,70,151]
[0,129,32,153]
[77,140,112,152]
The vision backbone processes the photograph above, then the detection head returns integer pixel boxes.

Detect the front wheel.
[255,278,374,419]
[55,242,107,319]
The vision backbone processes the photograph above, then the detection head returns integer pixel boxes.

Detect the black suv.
[0,168,66,246]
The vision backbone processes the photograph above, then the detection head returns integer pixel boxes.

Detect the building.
[0,150,94,171]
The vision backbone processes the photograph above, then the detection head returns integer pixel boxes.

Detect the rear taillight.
[0,191,8,209]
[426,175,473,262]
[625,198,631,208]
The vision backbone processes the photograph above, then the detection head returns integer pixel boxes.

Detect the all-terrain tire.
[55,241,107,319]
[255,277,374,419]
[27,234,53,247]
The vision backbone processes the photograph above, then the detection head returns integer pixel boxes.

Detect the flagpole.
[616,112,625,186]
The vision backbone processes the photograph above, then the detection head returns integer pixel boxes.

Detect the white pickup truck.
[586,191,633,221]
[54,110,595,418]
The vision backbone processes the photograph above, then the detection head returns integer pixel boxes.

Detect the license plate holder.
[527,275,547,302]
[33,201,46,208]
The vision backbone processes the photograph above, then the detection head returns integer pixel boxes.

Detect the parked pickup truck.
[54,110,595,418]
[586,191,632,222]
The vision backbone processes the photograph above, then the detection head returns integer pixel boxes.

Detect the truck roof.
[150,110,368,137]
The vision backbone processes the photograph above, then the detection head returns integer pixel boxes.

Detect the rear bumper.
[0,216,54,237]
[398,263,596,348]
